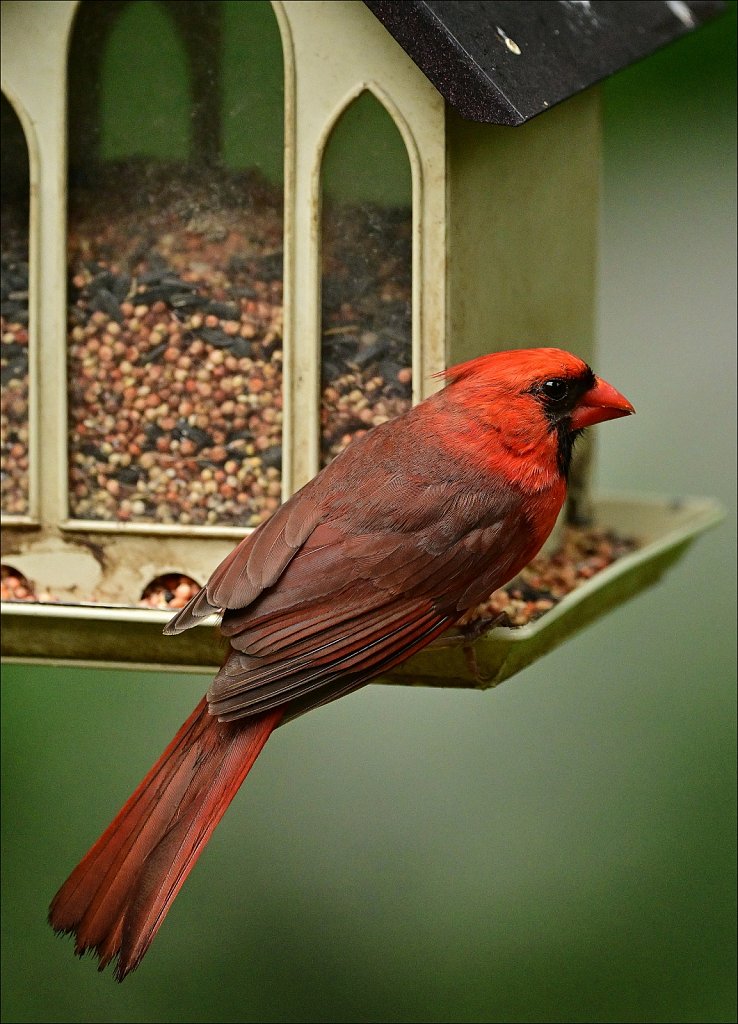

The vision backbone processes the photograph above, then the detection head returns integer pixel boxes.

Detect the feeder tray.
[1,494,723,684]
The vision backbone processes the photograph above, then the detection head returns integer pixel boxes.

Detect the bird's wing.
[209,487,521,722]
[166,424,524,724]
[163,487,324,634]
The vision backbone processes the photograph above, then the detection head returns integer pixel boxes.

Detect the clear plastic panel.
[66,1,284,528]
[1,95,31,517]
[320,91,413,467]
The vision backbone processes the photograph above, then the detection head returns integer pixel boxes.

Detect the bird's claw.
[428,615,506,685]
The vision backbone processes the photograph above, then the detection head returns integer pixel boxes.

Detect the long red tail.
[49,697,282,981]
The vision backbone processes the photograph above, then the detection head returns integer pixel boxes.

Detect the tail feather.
[49,697,282,980]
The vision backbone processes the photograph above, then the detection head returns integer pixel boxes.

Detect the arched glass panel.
[320,91,413,468]
[0,94,31,517]
[67,1,284,529]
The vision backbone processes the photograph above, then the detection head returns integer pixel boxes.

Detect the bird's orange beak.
[570,377,635,430]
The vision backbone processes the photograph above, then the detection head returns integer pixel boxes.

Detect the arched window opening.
[139,572,201,609]
[67,1,284,531]
[0,94,31,518]
[320,91,413,468]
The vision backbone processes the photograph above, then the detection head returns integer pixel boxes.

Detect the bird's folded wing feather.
[165,430,524,724]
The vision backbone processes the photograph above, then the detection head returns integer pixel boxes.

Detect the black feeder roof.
[364,0,726,125]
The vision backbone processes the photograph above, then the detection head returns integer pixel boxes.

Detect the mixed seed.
[139,573,200,610]
[1,565,54,604]
[1,215,30,517]
[66,165,285,529]
[459,526,639,631]
[320,202,412,464]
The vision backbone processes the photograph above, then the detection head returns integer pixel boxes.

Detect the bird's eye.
[541,379,569,402]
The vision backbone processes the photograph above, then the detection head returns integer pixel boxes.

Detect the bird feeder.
[0,0,724,681]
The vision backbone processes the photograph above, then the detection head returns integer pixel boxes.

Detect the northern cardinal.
[49,348,633,979]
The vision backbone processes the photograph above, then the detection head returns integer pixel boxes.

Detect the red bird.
[49,348,633,979]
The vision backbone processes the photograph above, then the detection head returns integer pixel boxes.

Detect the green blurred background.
[2,3,736,1022]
